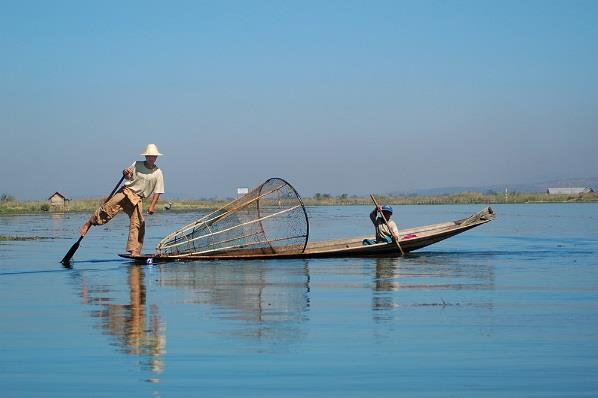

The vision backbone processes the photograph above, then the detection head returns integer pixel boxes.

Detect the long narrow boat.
[119,207,495,263]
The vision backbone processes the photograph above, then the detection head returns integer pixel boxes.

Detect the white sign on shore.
[237,187,249,197]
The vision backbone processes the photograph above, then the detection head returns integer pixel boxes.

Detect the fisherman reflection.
[81,266,165,376]
[372,254,497,320]
[372,257,402,320]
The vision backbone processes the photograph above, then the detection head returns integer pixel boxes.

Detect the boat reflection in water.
[74,253,493,378]
[76,260,310,379]
[372,253,496,321]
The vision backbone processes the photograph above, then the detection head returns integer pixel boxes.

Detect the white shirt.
[375,218,399,241]
[124,161,165,199]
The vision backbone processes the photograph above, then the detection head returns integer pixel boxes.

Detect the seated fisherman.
[363,205,400,245]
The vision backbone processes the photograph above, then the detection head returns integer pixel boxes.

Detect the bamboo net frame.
[156,178,309,256]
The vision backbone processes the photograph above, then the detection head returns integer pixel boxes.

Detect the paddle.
[370,194,405,256]
[61,175,126,266]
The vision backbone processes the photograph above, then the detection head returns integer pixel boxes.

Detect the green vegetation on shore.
[0,235,49,241]
[302,191,598,206]
[1,191,597,215]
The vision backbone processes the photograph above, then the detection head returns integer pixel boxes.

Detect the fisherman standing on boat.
[364,205,399,245]
[79,144,165,256]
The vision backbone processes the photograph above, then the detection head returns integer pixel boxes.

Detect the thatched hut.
[48,192,70,211]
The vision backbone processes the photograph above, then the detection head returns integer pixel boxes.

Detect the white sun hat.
[141,144,163,156]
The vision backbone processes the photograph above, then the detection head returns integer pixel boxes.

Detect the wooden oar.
[370,194,405,256]
[61,175,126,266]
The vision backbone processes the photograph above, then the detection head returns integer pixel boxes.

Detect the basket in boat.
[156,178,309,257]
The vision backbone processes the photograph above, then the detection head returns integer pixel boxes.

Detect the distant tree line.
[1,191,597,215]
[1,193,16,202]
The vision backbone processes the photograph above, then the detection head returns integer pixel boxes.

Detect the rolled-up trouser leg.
[123,199,145,254]
[89,191,126,226]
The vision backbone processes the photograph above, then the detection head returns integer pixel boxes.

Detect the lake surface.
[1,204,597,397]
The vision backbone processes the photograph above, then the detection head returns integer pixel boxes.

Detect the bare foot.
[79,221,91,237]
[129,250,141,257]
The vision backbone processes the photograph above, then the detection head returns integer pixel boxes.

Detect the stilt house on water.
[48,192,70,211]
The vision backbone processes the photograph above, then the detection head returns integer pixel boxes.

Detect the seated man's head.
[382,205,393,218]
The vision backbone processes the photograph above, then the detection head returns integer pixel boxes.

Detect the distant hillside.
[390,177,598,196]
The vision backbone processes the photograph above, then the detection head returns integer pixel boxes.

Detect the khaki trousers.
[89,188,145,254]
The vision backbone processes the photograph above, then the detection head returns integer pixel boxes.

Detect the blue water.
[1,204,597,397]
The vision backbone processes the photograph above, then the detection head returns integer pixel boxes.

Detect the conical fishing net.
[157,178,309,257]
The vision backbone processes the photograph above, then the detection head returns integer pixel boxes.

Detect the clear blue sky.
[1,0,597,199]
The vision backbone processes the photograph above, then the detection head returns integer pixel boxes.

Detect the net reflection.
[158,261,310,342]
[78,266,166,376]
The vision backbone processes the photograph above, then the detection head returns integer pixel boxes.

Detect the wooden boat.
[119,207,495,263]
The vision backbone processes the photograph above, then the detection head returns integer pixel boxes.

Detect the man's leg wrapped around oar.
[86,187,145,256]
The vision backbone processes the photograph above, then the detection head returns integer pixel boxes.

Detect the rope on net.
[156,178,309,257]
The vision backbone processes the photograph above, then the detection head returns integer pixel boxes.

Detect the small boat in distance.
[119,207,496,263]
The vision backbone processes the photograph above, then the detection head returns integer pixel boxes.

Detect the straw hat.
[141,144,163,156]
